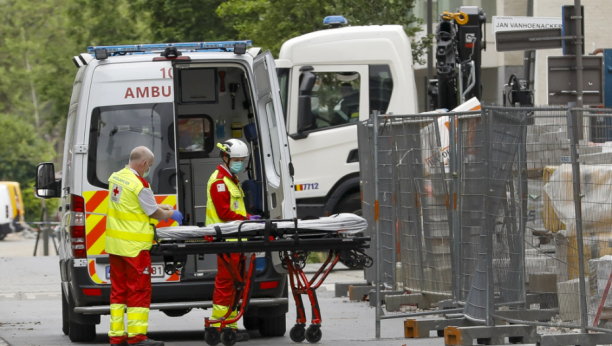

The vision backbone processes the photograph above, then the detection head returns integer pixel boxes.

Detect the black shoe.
[236,332,250,342]
[130,338,164,346]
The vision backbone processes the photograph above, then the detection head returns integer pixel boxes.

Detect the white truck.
[35,41,294,342]
[275,20,418,218]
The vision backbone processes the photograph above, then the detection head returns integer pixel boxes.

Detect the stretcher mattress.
[156,213,367,240]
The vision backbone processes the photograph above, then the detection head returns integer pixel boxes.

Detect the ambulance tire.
[242,316,259,330]
[69,320,96,342]
[62,289,69,335]
[258,314,286,337]
[66,290,96,342]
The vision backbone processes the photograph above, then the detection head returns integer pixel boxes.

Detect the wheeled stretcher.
[150,213,371,346]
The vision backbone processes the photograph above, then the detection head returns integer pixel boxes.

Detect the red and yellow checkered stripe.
[295,184,305,191]
[83,191,178,256]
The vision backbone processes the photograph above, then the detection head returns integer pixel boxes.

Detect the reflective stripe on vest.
[206,170,247,225]
[105,167,154,258]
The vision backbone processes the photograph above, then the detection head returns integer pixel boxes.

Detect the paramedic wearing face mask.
[106,146,184,346]
[206,139,260,342]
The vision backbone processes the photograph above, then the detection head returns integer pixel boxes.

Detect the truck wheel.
[335,193,365,269]
[334,193,362,216]
[242,316,259,330]
[62,288,69,335]
[258,314,286,337]
[68,320,96,342]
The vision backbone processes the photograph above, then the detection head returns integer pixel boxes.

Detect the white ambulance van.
[35,41,295,342]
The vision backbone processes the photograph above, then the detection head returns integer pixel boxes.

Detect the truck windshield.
[87,103,176,194]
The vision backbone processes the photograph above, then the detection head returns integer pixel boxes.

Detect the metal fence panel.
[363,106,612,340]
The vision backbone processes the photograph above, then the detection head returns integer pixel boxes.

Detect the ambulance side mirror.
[35,162,61,199]
[297,71,317,134]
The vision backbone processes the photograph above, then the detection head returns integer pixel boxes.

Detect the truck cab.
[35,41,294,342]
[276,23,418,218]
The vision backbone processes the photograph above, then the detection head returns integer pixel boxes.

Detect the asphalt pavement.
[0,234,538,346]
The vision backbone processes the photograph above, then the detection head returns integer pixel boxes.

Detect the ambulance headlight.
[94,48,109,60]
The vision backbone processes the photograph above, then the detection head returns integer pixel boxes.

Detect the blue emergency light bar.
[87,40,253,55]
[323,15,348,26]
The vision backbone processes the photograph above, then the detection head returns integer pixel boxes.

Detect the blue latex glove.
[170,210,183,225]
[248,215,262,220]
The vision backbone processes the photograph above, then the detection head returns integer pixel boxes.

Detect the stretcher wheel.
[305,325,322,343]
[220,328,237,346]
[204,327,221,346]
[289,324,306,342]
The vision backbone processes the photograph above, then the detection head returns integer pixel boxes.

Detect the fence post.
[373,110,382,339]
[517,115,528,309]
[455,116,464,302]
[567,108,589,332]
[390,116,398,287]
[483,108,495,326]
[449,115,460,303]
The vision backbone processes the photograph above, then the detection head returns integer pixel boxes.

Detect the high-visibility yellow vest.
[206,170,247,225]
[105,167,154,257]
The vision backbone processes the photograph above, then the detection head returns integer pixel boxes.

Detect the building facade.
[412,0,611,111]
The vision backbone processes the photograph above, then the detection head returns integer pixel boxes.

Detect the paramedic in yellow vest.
[106,146,183,346]
[207,139,260,342]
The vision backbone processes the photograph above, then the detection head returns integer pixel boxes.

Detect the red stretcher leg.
[205,253,256,346]
[285,250,340,343]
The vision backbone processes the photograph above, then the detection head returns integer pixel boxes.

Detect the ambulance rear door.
[252,51,296,219]
[83,60,180,284]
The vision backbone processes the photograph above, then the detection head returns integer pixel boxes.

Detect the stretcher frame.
[150,219,371,346]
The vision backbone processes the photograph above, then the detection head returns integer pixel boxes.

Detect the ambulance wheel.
[220,329,237,346]
[289,324,306,342]
[258,313,286,337]
[242,315,259,330]
[68,320,96,342]
[305,325,322,343]
[61,288,69,335]
[204,328,221,346]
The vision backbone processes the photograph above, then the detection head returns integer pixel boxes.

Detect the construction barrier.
[360,106,612,345]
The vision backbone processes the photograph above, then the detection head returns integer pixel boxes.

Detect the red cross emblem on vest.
[111,185,122,203]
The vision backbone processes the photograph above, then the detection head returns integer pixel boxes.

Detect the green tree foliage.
[217,0,331,56]
[0,116,56,221]
[133,0,238,42]
[0,0,434,222]
[217,0,432,61]
[332,0,433,64]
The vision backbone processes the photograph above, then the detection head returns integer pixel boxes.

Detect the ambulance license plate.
[105,264,165,280]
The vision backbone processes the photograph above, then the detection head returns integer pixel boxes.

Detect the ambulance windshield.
[87,103,176,194]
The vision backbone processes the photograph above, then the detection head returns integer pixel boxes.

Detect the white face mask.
[143,161,151,178]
